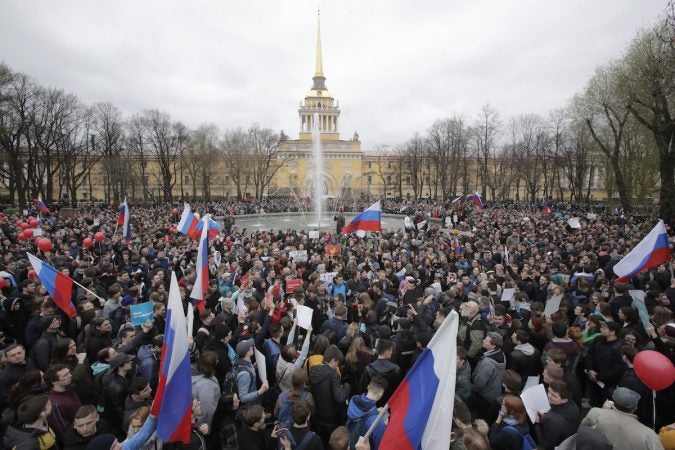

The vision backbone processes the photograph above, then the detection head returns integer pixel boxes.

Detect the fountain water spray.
[311,113,324,228]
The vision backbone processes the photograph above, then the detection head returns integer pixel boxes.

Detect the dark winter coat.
[309,363,351,427]
[534,401,581,450]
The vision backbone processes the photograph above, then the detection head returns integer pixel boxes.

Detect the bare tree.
[185,123,220,201]
[474,104,501,200]
[92,102,127,204]
[402,133,428,199]
[574,63,633,210]
[248,125,284,200]
[143,109,182,202]
[620,19,675,223]
[221,128,253,201]
[59,105,101,204]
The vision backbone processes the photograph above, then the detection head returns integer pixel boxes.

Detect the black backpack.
[346,408,378,450]
[222,363,244,397]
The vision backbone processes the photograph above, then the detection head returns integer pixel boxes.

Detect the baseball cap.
[612,387,641,409]
[236,338,255,357]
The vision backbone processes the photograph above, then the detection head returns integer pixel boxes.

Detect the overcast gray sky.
[0,0,667,150]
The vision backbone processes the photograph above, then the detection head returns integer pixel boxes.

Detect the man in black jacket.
[534,379,581,450]
[586,321,626,406]
[309,344,351,442]
[28,315,61,372]
[360,339,400,406]
[62,405,113,450]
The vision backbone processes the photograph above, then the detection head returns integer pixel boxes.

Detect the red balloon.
[23,229,34,238]
[27,216,35,221]
[28,269,38,281]
[0,278,5,289]
[83,237,94,248]
[634,350,675,391]
[37,238,53,252]
[20,222,30,230]
[17,232,26,242]
[15,220,24,227]
[172,208,179,216]
[94,232,105,243]
[29,219,39,228]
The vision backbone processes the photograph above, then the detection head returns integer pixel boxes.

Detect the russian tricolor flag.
[468,192,483,209]
[27,253,77,318]
[177,203,221,239]
[151,272,192,444]
[613,219,671,284]
[342,201,381,237]
[190,216,209,313]
[380,310,459,450]
[35,198,50,214]
[542,201,551,216]
[118,198,131,241]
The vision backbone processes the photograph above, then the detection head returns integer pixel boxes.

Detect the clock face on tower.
[317,91,322,96]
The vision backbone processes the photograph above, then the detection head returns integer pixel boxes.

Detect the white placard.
[31,228,43,236]
[236,294,246,315]
[308,231,320,239]
[501,288,515,302]
[520,384,551,423]
[254,346,267,384]
[543,295,563,317]
[289,250,308,262]
[524,376,540,391]
[319,272,337,285]
[567,218,581,229]
[296,304,314,330]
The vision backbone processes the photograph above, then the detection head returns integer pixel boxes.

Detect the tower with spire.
[297,9,342,141]
[277,10,363,199]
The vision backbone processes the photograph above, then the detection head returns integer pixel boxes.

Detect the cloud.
[0,0,665,150]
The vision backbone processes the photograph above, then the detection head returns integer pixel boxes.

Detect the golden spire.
[314,8,324,77]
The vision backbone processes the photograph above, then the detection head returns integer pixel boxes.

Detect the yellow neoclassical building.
[274,15,367,201]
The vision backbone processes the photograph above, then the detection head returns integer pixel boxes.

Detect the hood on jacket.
[3,425,52,449]
[309,363,334,385]
[369,359,399,377]
[347,394,377,420]
[514,343,535,356]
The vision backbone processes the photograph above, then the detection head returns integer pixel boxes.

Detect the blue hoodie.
[347,394,385,449]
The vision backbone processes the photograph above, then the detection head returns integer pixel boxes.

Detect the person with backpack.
[346,376,388,450]
[282,399,323,450]
[275,368,315,429]
[233,338,269,410]
[488,394,535,450]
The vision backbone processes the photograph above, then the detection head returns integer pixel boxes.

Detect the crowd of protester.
[0,199,674,450]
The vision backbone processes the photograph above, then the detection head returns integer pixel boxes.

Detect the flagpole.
[71,278,106,303]
[363,404,389,440]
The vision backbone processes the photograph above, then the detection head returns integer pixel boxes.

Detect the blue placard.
[130,301,153,326]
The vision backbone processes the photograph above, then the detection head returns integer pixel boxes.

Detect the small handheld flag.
[34,198,50,214]
[467,192,484,209]
[118,198,131,241]
[27,253,77,318]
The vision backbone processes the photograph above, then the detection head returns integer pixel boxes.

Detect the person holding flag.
[376,310,460,450]
[27,253,77,319]
[34,198,51,214]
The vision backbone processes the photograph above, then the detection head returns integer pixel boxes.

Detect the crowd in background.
[0,199,674,450]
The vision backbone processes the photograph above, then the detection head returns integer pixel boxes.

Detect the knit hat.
[121,295,136,306]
